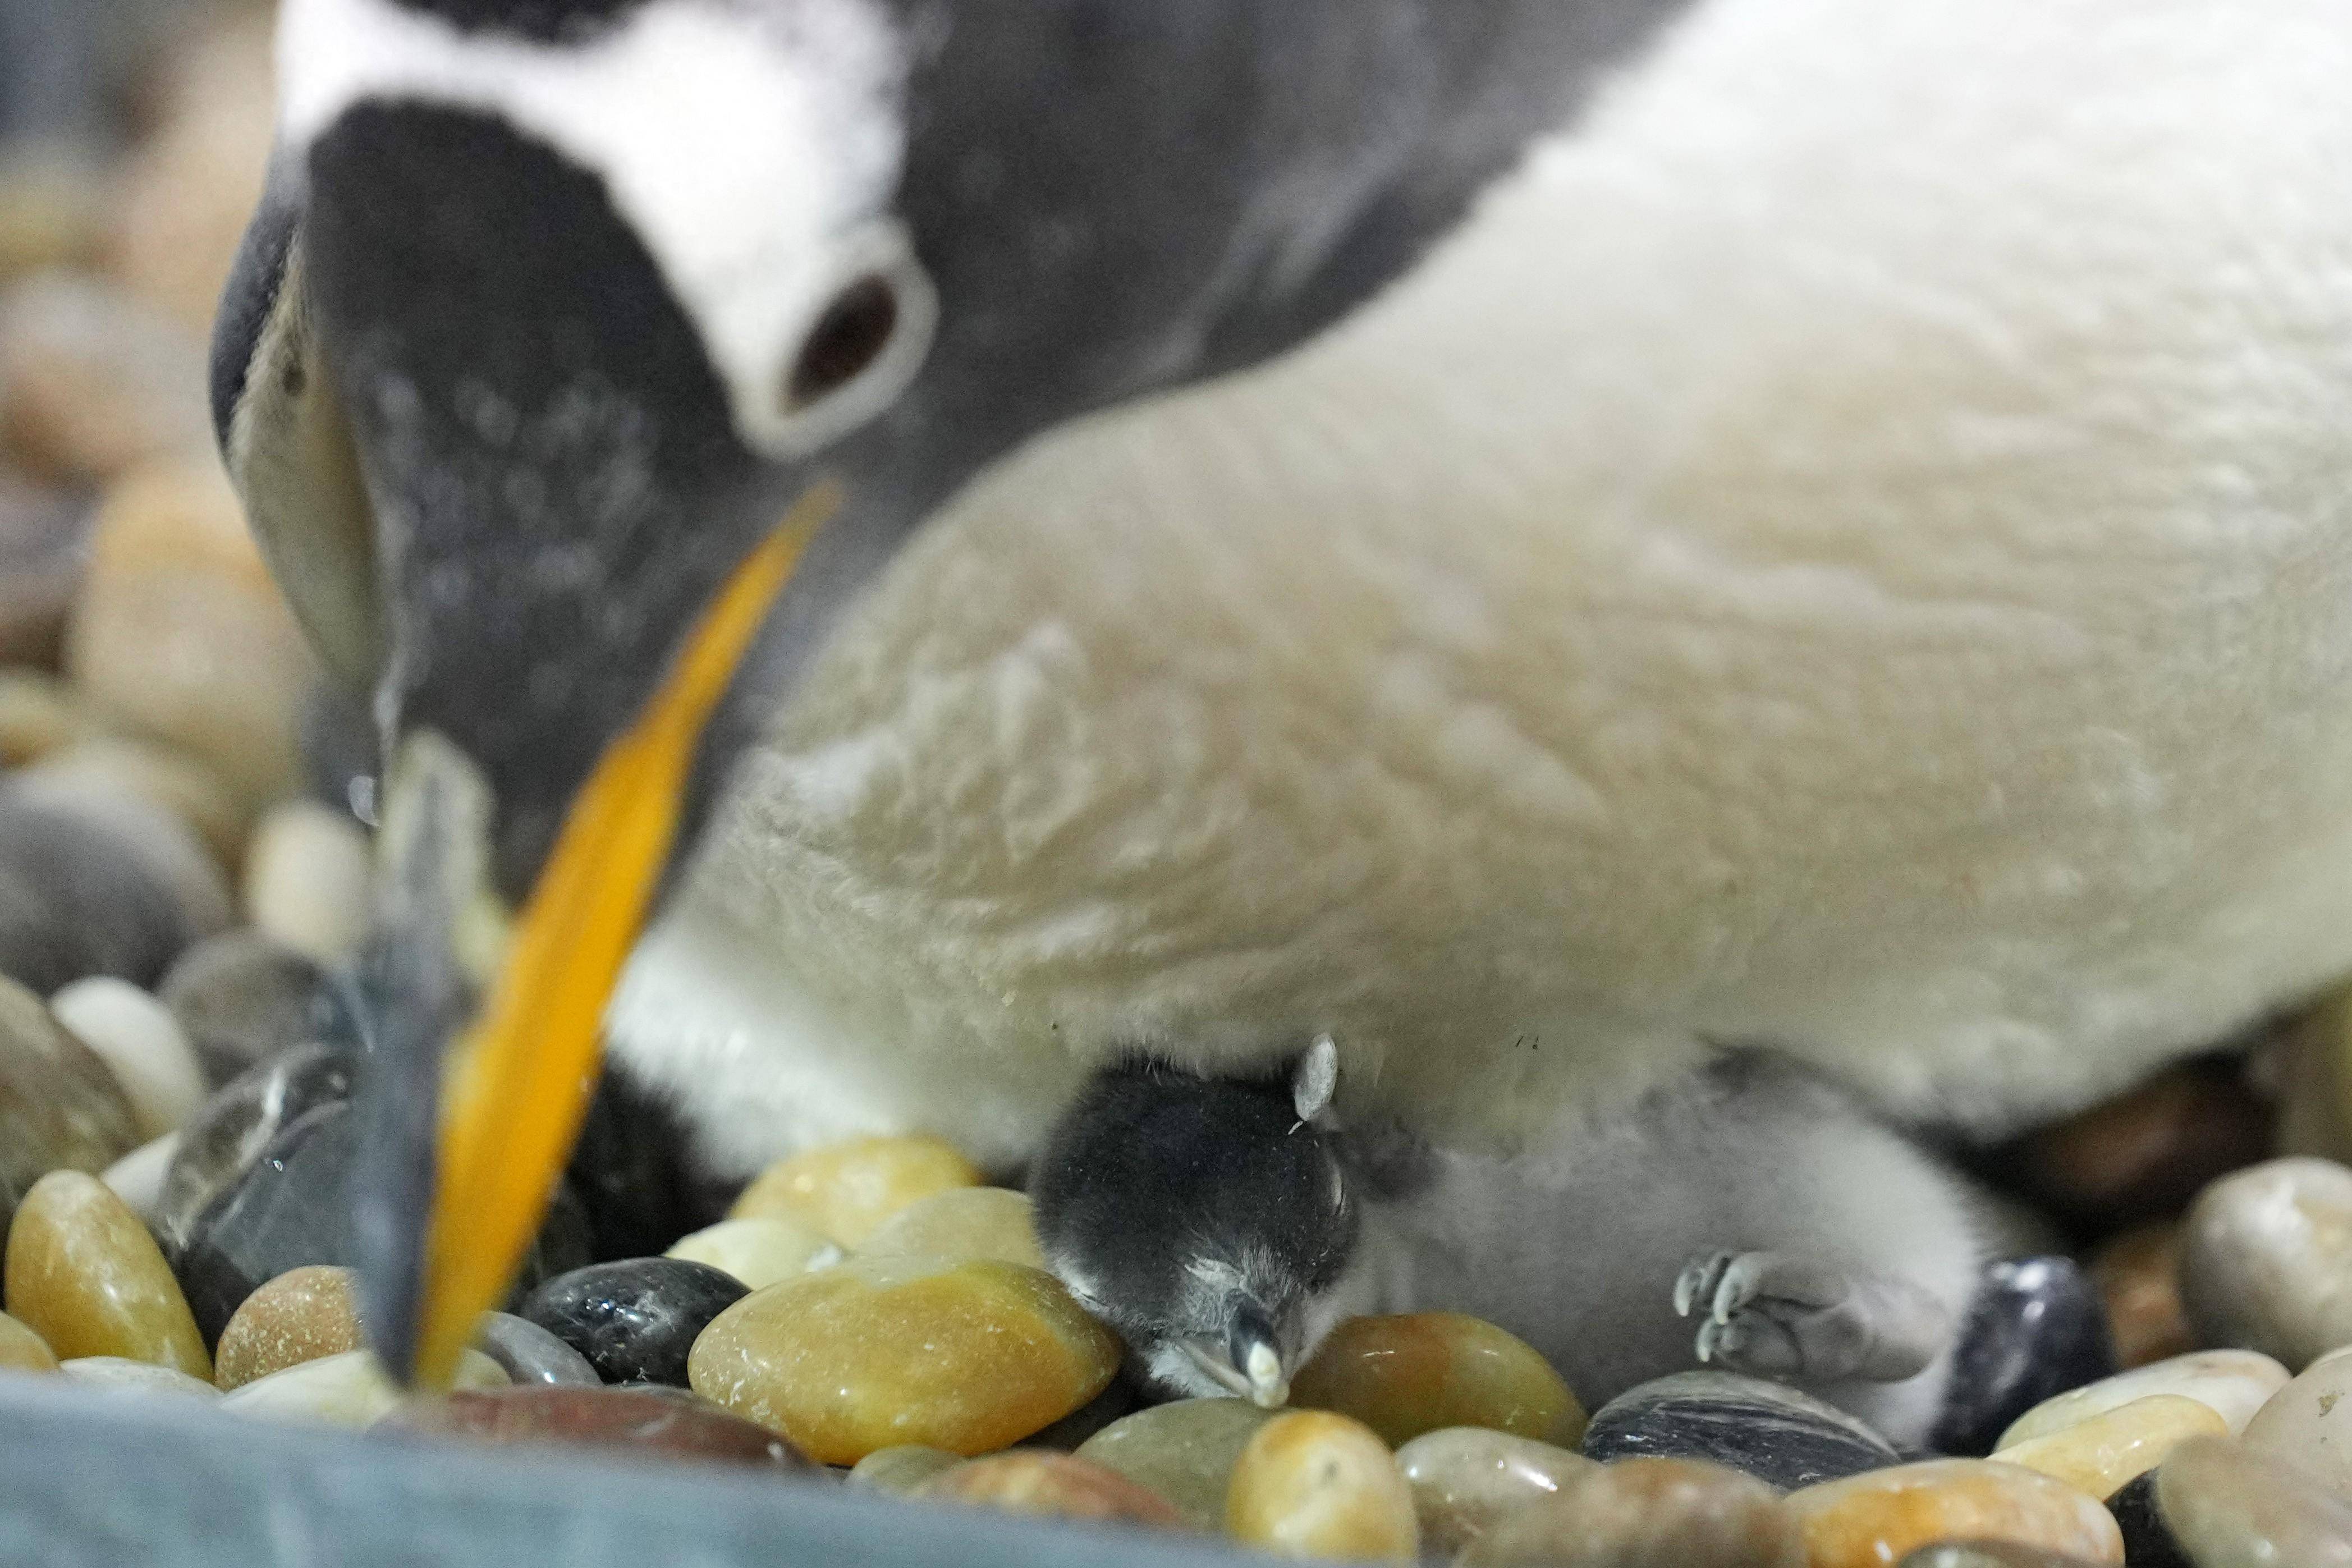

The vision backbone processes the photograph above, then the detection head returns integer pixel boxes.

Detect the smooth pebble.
[1,771,232,987]
[472,1312,602,1388]
[0,973,139,1231]
[730,1135,982,1248]
[2089,1224,2196,1370]
[861,1187,1043,1269]
[687,1255,1120,1465]
[1581,1370,1900,1491]
[219,1347,505,1427]
[0,667,79,765]
[1989,1394,2226,1501]
[26,733,251,870]
[1933,1258,2118,1456]
[155,928,330,1086]
[1460,1455,1804,1568]
[240,800,369,965]
[1076,1396,1276,1532]
[663,1216,838,1291]
[1897,1547,2112,1568]
[2180,1158,2352,1370]
[58,1356,220,1400]
[151,1041,353,1258]
[3,1169,208,1378]
[918,1451,1183,1528]
[850,1445,968,1496]
[2105,1470,2193,1568]
[99,1133,177,1222]
[2241,1345,2352,1496]
[1392,1426,1596,1557]
[389,1386,817,1472]
[2155,1435,2352,1567]
[0,1309,57,1373]
[1225,1410,1417,1562]
[211,1264,363,1391]
[1997,1350,2290,1448]
[1786,1460,2124,1567]
[49,976,207,1139]
[1290,1311,1584,1448]
[519,1259,748,1388]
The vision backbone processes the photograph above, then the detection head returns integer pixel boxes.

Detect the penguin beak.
[1180,1294,1293,1409]
[276,103,910,1387]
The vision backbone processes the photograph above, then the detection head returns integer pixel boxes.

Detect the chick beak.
[1227,1295,1292,1409]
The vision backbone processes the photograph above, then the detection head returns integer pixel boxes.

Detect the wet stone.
[241,800,370,966]
[219,1347,506,1428]
[1392,1426,1597,1558]
[49,976,207,1140]
[1460,1455,1804,1568]
[1998,1061,2272,1235]
[1990,1394,2226,1502]
[389,1386,818,1473]
[152,1041,353,1259]
[472,1313,601,1388]
[1787,1460,2125,1568]
[2241,1346,2352,1495]
[664,1216,838,1292]
[1075,1396,1277,1532]
[211,1264,363,1391]
[2154,1435,2352,1567]
[519,1259,748,1388]
[849,1445,967,1496]
[58,1356,220,1400]
[1226,1409,1417,1562]
[686,1255,1121,1466]
[917,1451,1184,1528]
[100,1133,177,1222]
[2090,1224,2195,1371]
[2105,1471,2192,1568]
[730,1134,983,1248]
[1290,1311,1585,1449]
[861,1187,1044,1269]
[2180,1158,2352,1371]
[0,1309,58,1373]
[1997,1350,2291,1448]
[0,973,139,1232]
[0,780,230,993]
[172,1097,361,1345]
[3,1170,209,1378]
[1933,1257,2118,1456]
[157,929,333,1087]
[1580,1370,1900,1491]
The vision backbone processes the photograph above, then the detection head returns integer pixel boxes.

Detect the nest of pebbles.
[7,4,2352,1566]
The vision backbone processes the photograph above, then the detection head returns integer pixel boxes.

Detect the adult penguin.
[215,0,2352,1420]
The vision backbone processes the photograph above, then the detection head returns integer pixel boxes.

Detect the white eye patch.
[278,0,933,459]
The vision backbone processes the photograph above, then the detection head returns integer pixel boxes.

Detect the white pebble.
[1998,1349,2294,1447]
[219,1347,506,1428]
[58,1356,219,1400]
[100,1131,181,1221]
[664,1215,840,1290]
[49,976,208,1139]
[242,800,372,965]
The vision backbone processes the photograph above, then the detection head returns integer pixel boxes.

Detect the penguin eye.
[787,273,902,410]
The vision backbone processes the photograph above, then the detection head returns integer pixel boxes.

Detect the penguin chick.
[1034,1046,2044,1447]
[1029,1041,1361,1407]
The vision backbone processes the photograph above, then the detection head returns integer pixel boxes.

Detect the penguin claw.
[1674,1250,1739,1321]
[1674,1249,1951,1383]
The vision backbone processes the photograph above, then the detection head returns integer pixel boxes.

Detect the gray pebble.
[2156,1434,2352,1567]
[0,971,139,1233]
[474,1313,602,1388]
[1580,1370,1901,1492]
[2181,1158,2352,1370]
[0,780,230,993]
[157,928,334,1086]
[152,1040,354,1259]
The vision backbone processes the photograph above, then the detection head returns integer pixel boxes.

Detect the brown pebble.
[729,1134,983,1247]
[1,974,141,1232]
[1289,1312,1585,1448]
[2001,1061,2272,1232]
[213,1265,365,1391]
[1226,1410,1417,1562]
[0,147,106,284]
[2089,1223,2195,1370]
[918,1451,1185,1527]
[0,1309,59,1373]
[1393,1427,1596,1558]
[0,276,209,483]
[390,1386,822,1474]
[0,481,88,668]
[1787,1460,2124,1567]
[1461,1455,1804,1568]
[2,1169,209,1378]
[687,1255,1120,1465]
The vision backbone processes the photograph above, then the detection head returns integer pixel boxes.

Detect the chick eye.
[787,273,902,409]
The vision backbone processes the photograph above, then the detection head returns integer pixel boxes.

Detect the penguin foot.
[1675,1249,1952,1383]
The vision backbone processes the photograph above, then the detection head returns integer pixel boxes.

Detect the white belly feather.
[611,0,2352,1175]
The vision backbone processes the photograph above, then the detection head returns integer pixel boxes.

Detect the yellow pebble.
[664,1216,839,1290]
[729,1134,982,1246]
[212,1265,365,1391]
[1225,1410,1418,1562]
[1289,1312,1585,1448]
[0,1310,59,1373]
[862,1188,1044,1269]
[3,1169,209,1378]
[687,1254,1120,1465]
[1991,1393,2229,1501]
[1787,1459,2125,1567]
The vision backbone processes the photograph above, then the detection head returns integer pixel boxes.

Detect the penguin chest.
[612,0,2352,1172]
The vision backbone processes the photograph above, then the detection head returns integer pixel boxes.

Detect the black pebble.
[1929,1256,2117,1456]
[519,1259,749,1387]
[155,1043,356,1263]
[2108,1469,2194,1568]
[1580,1369,1902,1491]
[176,1098,366,1345]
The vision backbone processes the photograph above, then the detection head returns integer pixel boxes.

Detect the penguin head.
[217,0,1661,1382]
[1031,1039,1357,1407]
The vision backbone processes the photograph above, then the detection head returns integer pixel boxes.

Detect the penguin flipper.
[211,143,383,690]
